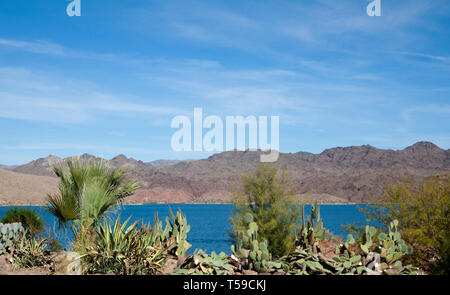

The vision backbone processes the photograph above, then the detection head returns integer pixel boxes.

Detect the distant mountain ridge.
[149,160,183,167]
[0,165,18,170]
[2,141,449,205]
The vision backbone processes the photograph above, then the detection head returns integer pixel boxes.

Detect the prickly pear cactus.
[172,249,232,275]
[149,207,191,258]
[166,207,191,257]
[373,220,420,274]
[0,222,25,255]
[336,219,422,275]
[230,213,278,273]
[360,225,377,254]
[297,202,326,252]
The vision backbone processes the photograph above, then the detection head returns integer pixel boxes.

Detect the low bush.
[82,216,166,275]
[230,165,301,257]
[12,231,52,268]
[0,207,45,237]
[81,207,191,275]
[344,176,449,273]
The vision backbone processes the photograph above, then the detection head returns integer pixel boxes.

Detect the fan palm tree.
[46,158,141,242]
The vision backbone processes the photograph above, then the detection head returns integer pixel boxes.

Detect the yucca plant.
[82,216,166,275]
[46,158,140,247]
[12,230,51,268]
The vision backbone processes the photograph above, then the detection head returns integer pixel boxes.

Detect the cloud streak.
[0,67,187,124]
[0,39,66,55]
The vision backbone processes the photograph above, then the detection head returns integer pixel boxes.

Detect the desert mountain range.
[0,141,449,206]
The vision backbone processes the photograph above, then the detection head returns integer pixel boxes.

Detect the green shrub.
[230,213,279,273]
[0,207,45,236]
[82,208,191,275]
[297,202,327,252]
[275,219,421,275]
[12,229,51,268]
[82,216,166,275]
[343,176,449,273]
[46,158,140,251]
[230,165,301,257]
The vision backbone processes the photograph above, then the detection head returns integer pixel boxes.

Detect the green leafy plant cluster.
[12,230,51,268]
[0,222,24,255]
[160,208,191,258]
[230,165,301,257]
[230,213,282,273]
[82,216,166,275]
[228,166,424,275]
[81,207,191,275]
[343,176,449,273]
[173,250,232,275]
[277,248,362,275]
[277,220,422,275]
[1,223,51,269]
[46,158,140,251]
[0,207,45,237]
[339,220,421,275]
[230,213,422,275]
[297,202,326,252]
[230,216,367,275]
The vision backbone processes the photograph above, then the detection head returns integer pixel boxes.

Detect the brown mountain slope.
[149,141,449,202]
[0,168,58,206]
[3,141,450,205]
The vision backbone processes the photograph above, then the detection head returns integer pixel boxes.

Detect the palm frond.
[46,158,140,233]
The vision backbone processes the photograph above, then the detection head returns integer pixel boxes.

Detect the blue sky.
[0,0,449,165]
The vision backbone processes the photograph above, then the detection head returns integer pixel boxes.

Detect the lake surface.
[0,204,369,254]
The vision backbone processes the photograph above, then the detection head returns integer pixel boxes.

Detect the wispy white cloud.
[0,38,123,61]
[401,104,450,121]
[0,67,187,124]
[399,51,450,63]
[123,0,445,56]
[0,39,66,55]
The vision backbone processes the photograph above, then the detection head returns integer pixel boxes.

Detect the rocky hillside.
[2,141,449,205]
[0,168,58,206]
[149,160,183,167]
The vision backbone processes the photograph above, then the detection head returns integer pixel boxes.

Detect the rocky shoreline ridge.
[0,141,448,206]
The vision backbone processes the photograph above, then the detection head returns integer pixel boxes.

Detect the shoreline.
[0,202,364,208]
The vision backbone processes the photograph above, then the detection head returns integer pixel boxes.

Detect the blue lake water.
[0,204,370,254]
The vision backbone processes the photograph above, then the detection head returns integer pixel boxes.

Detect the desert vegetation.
[0,162,448,275]
[46,159,141,252]
[1,207,45,237]
[344,175,450,274]
[230,165,301,256]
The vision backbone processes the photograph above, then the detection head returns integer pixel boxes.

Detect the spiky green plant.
[12,229,51,268]
[46,158,140,244]
[82,216,166,275]
[297,201,326,252]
